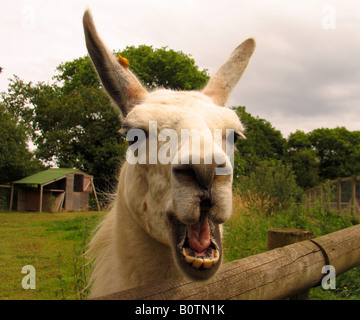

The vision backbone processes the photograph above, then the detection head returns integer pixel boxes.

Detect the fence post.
[351,175,356,215]
[337,178,342,213]
[268,228,313,300]
[9,184,14,212]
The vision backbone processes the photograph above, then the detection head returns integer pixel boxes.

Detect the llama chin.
[83,9,255,298]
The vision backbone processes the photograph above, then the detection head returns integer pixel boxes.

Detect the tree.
[233,106,286,177]
[285,127,360,189]
[309,127,360,180]
[119,45,209,90]
[0,75,35,135]
[286,130,320,189]
[0,103,42,184]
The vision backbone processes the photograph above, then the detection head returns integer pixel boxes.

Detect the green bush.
[234,159,302,214]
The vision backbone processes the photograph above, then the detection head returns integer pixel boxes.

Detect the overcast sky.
[1,0,359,137]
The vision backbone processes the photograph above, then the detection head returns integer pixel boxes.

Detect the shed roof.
[13,168,87,185]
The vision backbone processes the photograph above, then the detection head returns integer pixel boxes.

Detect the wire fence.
[304,175,360,215]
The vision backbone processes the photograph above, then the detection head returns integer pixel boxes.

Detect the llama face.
[83,9,255,283]
[121,90,243,279]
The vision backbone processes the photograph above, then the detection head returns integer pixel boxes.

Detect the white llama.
[83,10,255,298]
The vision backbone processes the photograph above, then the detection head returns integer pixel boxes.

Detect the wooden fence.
[94,224,360,300]
[304,175,360,215]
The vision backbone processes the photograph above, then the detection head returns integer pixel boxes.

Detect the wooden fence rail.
[94,224,360,300]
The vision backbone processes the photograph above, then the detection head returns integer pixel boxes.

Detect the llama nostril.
[200,198,212,212]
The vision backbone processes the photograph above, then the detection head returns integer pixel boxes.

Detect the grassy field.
[0,195,359,300]
[0,211,104,300]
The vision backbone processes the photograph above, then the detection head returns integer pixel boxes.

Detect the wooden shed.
[10,168,99,212]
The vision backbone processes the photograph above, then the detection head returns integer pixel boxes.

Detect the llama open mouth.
[168,211,222,280]
[181,213,220,269]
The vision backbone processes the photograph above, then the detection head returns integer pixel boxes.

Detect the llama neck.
[113,173,182,289]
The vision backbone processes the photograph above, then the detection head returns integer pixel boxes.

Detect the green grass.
[0,211,104,300]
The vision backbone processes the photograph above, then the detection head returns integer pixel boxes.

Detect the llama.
[83,9,255,298]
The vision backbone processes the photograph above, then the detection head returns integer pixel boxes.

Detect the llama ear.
[83,10,147,116]
[202,38,256,107]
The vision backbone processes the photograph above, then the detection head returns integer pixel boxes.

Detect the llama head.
[83,10,255,282]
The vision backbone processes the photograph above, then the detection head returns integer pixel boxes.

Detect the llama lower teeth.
[203,259,213,269]
[185,255,195,263]
[182,247,219,268]
[192,258,203,269]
